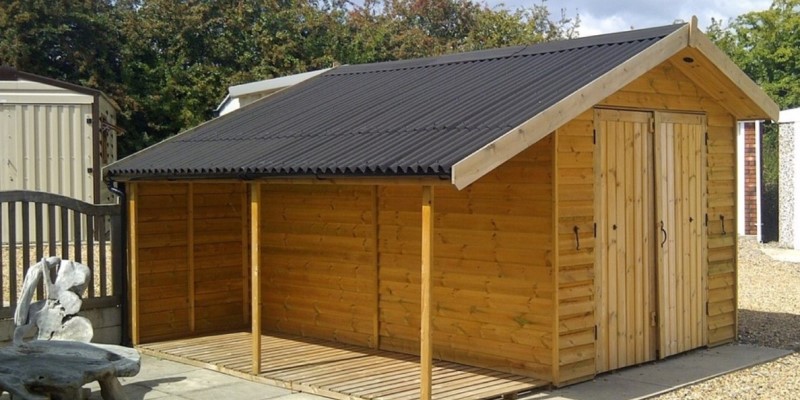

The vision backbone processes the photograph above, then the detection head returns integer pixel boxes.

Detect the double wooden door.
[594,109,707,373]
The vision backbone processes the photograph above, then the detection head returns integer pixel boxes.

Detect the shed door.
[595,109,658,373]
[654,112,707,358]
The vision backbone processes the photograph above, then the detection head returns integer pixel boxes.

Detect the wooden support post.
[250,182,262,375]
[128,183,139,346]
[420,185,434,400]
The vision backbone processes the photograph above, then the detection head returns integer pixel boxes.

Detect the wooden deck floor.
[138,332,547,400]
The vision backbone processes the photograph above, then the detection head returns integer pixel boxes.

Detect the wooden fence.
[0,190,123,320]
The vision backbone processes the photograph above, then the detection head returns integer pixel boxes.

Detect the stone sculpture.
[0,257,141,400]
[14,257,94,344]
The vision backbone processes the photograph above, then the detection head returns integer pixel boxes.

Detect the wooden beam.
[451,24,690,189]
[250,182,262,375]
[128,183,139,345]
[687,18,779,121]
[551,131,560,386]
[188,183,195,333]
[420,185,434,400]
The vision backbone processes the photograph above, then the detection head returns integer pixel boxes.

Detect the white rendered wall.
[779,108,800,248]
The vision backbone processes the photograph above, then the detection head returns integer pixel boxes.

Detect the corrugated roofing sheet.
[106,23,684,180]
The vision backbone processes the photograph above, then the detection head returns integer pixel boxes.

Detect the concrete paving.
[761,246,800,263]
[0,343,789,399]
[520,344,792,400]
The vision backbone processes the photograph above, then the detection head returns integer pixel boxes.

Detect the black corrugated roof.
[106,23,684,180]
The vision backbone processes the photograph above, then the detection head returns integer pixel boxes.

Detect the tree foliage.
[0,0,579,156]
[707,0,800,185]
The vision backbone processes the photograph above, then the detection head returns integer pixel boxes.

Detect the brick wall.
[743,122,758,235]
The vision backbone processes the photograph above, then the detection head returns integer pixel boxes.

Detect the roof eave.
[686,19,779,122]
[451,24,691,190]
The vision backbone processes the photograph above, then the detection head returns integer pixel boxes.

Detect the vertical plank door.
[654,112,707,358]
[594,109,657,373]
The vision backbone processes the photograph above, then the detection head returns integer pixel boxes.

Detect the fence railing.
[0,190,122,319]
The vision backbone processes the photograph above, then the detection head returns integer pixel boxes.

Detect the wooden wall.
[132,182,248,343]
[554,111,597,385]
[259,185,377,347]
[599,58,738,345]
[378,138,555,380]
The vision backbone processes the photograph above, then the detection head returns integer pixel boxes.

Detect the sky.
[494,0,773,36]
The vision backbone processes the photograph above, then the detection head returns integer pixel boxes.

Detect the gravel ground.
[654,237,800,399]
[1,244,113,307]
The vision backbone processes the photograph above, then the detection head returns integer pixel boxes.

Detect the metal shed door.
[595,109,658,373]
[654,112,707,358]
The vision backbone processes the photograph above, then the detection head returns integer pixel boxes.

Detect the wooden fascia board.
[687,21,779,122]
[451,25,691,190]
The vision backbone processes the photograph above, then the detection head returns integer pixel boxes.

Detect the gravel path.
[654,237,800,399]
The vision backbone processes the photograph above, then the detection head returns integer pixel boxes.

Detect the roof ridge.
[327,23,685,77]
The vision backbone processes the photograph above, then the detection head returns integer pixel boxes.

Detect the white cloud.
[496,0,773,36]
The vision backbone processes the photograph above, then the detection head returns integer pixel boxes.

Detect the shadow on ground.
[87,376,185,400]
[739,309,800,350]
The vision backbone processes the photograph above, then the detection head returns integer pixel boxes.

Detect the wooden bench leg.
[98,377,126,400]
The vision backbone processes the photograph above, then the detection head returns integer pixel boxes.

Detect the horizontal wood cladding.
[601,62,738,347]
[378,139,555,380]
[133,182,248,343]
[135,183,190,342]
[555,111,597,385]
[260,184,377,347]
[192,183,247,334]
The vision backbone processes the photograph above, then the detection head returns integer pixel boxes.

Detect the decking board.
[138,332,546,400]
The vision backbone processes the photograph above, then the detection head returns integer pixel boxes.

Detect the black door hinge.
[593,223,597,237]
[594,325,598,340]
[593,129,597,144]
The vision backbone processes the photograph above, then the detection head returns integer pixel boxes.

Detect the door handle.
[660,221,667,248]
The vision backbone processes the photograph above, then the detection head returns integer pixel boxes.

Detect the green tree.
[0,0,122,97]
[707,0,800,186]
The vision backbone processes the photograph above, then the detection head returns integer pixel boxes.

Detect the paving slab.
[520,344,792,400]
[0,343,788,400]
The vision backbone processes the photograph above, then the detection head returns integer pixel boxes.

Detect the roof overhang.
[451,17,779,190]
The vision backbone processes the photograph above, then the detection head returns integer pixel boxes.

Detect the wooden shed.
[106,20,778,400]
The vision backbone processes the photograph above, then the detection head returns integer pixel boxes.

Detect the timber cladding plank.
[260,184,377,348]
[378,137,555,381]
[133,182,249,342]
[555,114,596,385]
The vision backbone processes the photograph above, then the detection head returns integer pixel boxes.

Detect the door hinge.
[650,311,657,327]
[594,325,598,340]
[593,223,597,237]
[593,129,597,144]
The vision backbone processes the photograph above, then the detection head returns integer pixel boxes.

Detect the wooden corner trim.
[687,23,780,122]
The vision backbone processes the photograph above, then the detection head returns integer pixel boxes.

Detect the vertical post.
[128,183,139,345]
[420,185,434,400]
[250,182,262,375]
